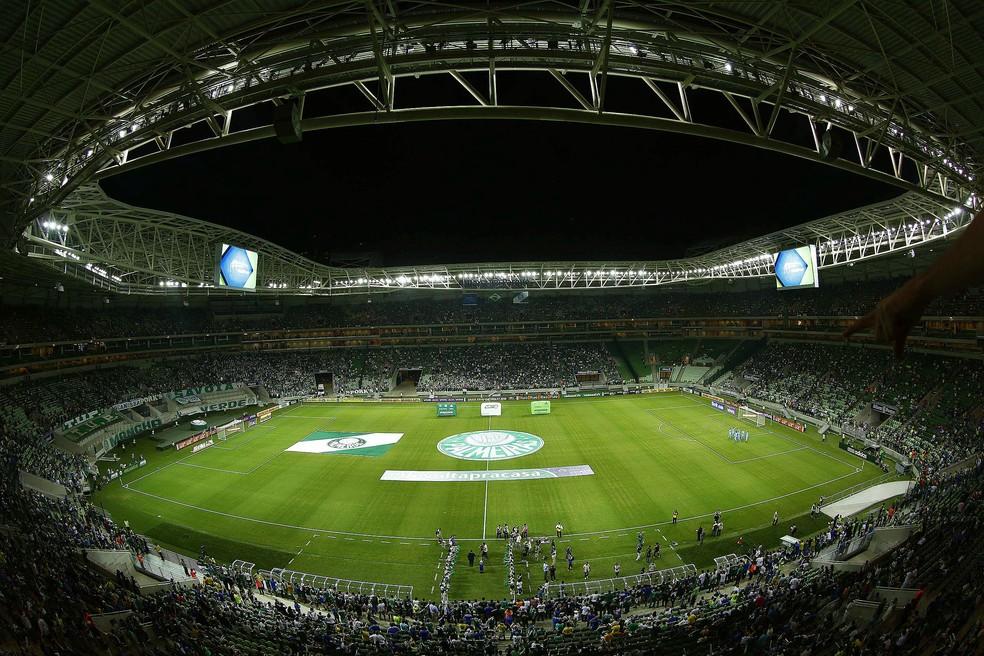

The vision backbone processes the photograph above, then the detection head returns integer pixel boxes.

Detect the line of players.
[437,495,824,587]
[729,426,750,442]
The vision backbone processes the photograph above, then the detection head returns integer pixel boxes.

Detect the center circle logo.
[326,437,367,450]
[437,430,543,461]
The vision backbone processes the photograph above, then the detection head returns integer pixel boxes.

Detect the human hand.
[842,275,931,357]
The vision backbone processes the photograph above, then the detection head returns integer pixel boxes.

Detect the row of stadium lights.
[818,210,964,253]
[48,247,124,284]
[694,254,773,274]
[48,208,963,291]
[267,264,783,290]
[84,262,122,283]
[41,220,69,232]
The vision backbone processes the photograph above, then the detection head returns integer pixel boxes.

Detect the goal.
[739,407,767,427]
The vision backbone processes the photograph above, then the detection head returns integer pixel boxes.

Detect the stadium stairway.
[703,338,766,386]
[608,339,640,382]
[811,526,914,572]
[85,548,198,594]
[385,380,417,397]
[18,469,68,498]
[255,385,272,403]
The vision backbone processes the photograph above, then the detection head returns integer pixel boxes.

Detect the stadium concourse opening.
[3,1,984,654]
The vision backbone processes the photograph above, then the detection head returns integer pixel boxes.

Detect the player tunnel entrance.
[394,368,422,393]
[314,371,335,395]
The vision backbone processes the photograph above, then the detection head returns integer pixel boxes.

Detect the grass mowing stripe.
[145,522,294,567]
[123,465,860,542]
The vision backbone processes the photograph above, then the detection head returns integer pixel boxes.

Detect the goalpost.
[739,407,767,428]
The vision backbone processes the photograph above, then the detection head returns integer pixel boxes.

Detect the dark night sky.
[102,115,900,266]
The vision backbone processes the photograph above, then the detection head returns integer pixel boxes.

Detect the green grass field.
[93,392,892,599]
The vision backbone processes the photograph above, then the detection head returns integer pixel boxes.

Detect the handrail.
[260,567,413,599]
[540,563,697,598]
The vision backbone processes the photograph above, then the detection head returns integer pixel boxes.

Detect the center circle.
[437,430,544,461]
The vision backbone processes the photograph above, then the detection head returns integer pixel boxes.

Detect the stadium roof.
[2,1,983,292]
[14,183,969,295]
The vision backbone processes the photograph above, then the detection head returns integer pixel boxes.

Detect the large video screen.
[216,243,258,290]
[774,245,819,290]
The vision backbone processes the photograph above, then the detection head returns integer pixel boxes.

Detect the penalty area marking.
[173,449,287,476]
[653,399,858,471]
[671,395,860,470]
[653,415,802,466]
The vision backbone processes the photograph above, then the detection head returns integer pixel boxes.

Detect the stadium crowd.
[2,276,980,345]
[0,342,624,482]
[1,334,980,496]
[2,423,981,656]
[719,342,984,472]
[0,294,982,653]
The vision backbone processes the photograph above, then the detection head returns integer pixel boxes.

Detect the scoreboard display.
[437,403,457,417]
[774,245,819,290]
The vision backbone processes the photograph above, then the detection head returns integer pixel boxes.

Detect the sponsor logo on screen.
[217,244,258,290]
[437,430,543,461]
[774,245,819,290]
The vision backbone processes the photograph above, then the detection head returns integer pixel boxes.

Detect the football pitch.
[94,392,890,599]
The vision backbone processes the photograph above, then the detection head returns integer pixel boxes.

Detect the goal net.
[739,407,767,427]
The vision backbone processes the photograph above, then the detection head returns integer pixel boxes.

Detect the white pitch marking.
[481,415,492,541]
[176,462,247,475]
[655,528,685,563]
[122,455,864,542]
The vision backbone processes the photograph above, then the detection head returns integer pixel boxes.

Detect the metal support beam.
[365,0,394,110]
[548,70,593,112]
[354,81,386,111]
[590,2,614,112]
[449,70,489,106]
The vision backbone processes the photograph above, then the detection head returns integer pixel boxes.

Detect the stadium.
[0,2,983,655]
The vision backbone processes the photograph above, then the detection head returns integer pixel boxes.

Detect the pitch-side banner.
[380,466,594,482]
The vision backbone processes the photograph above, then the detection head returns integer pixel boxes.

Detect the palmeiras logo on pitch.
[437,430,543,461]
[326,437,367,450]
[286,431,403,457]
